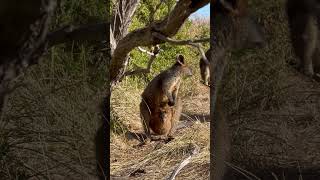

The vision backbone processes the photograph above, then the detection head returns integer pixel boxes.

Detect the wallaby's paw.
[164,136,175,143]
[303,66,314,78]
[314,73,320,82]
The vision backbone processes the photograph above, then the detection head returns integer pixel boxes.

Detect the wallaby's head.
[213,0,265,49]
[175,54,193,77]
[234,13,265,49]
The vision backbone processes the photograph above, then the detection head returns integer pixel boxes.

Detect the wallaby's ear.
[176,54,185,65]
[219,0,247,16]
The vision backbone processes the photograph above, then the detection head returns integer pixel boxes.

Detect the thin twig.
[224,161,261,180]
[137,46,155,56]
[120,45,161,80]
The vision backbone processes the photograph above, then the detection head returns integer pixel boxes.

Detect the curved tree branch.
[111,0,140,43]
[121,45,161,79]
[47,22,108,48]
[110,0,210,87]
[152,32,209,64]
[0,0,56,117]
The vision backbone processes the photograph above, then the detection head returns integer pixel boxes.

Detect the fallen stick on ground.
[167,143,200,180]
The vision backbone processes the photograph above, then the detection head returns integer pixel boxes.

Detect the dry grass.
[218,0,320,178]
[0,46,107,179]
[111,122,209,179]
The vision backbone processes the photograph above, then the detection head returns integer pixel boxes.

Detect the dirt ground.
[228,68,320,179]
[110,80,210,180]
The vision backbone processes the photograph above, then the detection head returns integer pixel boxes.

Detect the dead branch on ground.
[167,143,200,180]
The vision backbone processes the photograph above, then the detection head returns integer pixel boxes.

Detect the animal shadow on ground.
[125,113,209,147]
[125,131,147,142]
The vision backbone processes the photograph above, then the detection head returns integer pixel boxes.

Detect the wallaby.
[140,54,192,143]
[287,0,320,78]
[200,0,264,87]
[200,48,212,86]
[210,0,265,179]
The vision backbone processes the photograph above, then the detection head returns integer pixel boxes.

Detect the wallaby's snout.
[246,17,265,48]
[235,16,265,49]
[185,67,193,77]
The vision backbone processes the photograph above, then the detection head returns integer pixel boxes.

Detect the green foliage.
[127,2,209,84]
[222,0,289,114]
[130,0,176,29]
[52,0,106,28]
[0,0,108,178]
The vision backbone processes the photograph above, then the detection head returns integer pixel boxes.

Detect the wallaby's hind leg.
[204,66,210,86]
[288,12,318,77]
[200,59,210,86]
[313,31,320,75]
[302,16,318,77]
[168,97,182,138]
[312,45,320,81]
[139,101,152,144]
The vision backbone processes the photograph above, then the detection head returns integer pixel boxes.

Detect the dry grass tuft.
[219,0,320,178]
[111,121,210,179]
[0,46,107,179]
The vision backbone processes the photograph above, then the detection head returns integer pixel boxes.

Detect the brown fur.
[149,104,174,135]
[287,0,320,77]
[149,97,182,136]
[200,0,264,87]
[140,55,191,141]
[200,48,212,86]
[211,89,230,180]
[210,0,264,179]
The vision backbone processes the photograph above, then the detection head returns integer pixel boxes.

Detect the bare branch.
[167,143,200,180]
[110,0,209,86]
[47,22,107,47]
[111,0,140,42]
[152,32,209,45]
[195,44,209,65]
[0,0,56,116]
[152,32,209,64]
[110,25,117,55]
[120,45,161,80]
[137,47,156,56]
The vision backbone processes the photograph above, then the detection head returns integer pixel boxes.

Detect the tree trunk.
[0,0,56,116]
